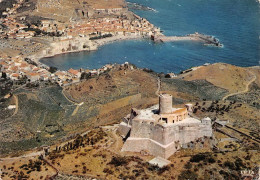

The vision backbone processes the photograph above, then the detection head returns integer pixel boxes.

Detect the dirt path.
[100,125,122,154]
[155,77,161,96]
[0,151,43,161]
[110,130,121,152]
[10,95,19,117]
[71,105,80,116]
[62,89,84,116]
[61,89,78,104]
[222,72,257,101]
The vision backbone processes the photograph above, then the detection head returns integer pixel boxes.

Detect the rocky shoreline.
[127,2,157,12]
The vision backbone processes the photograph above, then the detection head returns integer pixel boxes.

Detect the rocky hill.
[180,63,259,93]
[0,63,259,179]
[14,0,128,23]
[0,63,259,155]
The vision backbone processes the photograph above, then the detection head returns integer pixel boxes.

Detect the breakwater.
[152,32,223,47]
[127,2,157,12]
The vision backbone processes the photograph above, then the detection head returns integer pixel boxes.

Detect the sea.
[41,0,260,73]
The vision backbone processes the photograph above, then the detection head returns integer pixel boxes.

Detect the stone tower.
[159,94,172,114]
[118,93,213,159]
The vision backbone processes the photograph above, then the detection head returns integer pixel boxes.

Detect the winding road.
[222,72,257,101]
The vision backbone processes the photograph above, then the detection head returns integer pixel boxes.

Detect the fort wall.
[130,120,165,144]
[121,118,212,158]
[119,94,213,159]
[121,137,178,159]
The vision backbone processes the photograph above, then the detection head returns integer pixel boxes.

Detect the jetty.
[151,32,223,47]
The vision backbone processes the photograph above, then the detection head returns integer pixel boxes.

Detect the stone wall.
[128,119,212,146]
[117,122,131,138]
[121,137,178,159]
[130,120,165,143]
[120,117,213,159]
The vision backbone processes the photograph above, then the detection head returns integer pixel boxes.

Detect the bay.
[41,0,260,73]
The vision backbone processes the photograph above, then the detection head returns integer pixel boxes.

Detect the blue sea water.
[41,0,260,73]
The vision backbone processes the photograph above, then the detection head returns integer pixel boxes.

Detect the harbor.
[32,0,258,73]
[151,32,223,47]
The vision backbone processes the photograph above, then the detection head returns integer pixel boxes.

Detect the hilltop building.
[118,94,213,159]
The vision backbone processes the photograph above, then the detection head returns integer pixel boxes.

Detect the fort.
[118,93,213,159]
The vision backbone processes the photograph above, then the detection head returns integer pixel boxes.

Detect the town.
[0,0,161,86]
[0,53,125,86]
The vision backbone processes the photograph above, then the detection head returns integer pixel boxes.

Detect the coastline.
[29,13,159,67]
[32,34,149,68]
[36,32,223,70]
[93,34,148,47]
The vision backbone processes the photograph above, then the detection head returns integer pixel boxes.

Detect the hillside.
[1,64,259,154]
[180,63,259,93]
[14,0,128,23]
[0,66,160,155]
[0,64,259,179]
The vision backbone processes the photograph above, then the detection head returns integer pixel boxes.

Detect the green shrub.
[224,161,235,170]
[178,170,198,180]
[184,162,192,169]
[208,157,216,163]
[109,156,128,167]
[190,154,206,162]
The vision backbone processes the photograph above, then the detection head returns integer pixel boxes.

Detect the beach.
[30,34,147,66]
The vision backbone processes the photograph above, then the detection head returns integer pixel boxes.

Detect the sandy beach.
[93,34,147,46]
